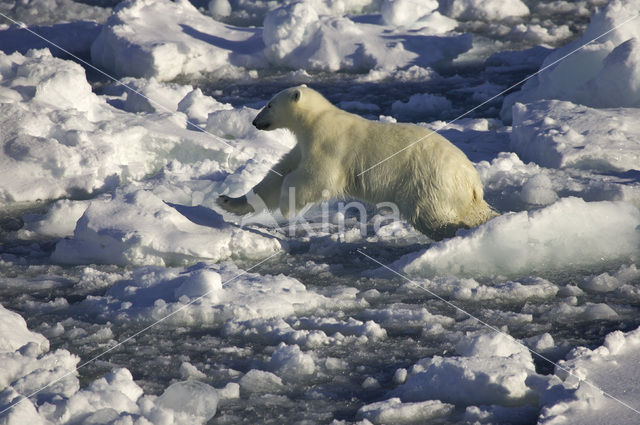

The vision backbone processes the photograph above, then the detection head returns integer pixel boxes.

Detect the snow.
[91,0,263,80]
[537,327,640,424]
[511,100,640,172]
[69,261,353,330]
[0,304,48,353]
[268,343,316,380]
[381,0,436,26]
[581,264,640,294]
[0,301,241,425]
[0,0,111,26]
[91,0,472,80]
[441,0,530,21]
[155,380,219,422]
[209,0,232,19]
[357,398,454,424]
[391,93,453,121]
[1,0,640,423]
[390,332,537,406]
[51,188,281,266]
[18,199,90,239]
[0,48,235,205]
[238,369,284,394]
[261,1,469,71]
[501,0,640,119]
[395,197,640,278]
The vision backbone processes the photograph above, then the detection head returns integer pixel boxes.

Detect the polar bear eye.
[267,103,272,109]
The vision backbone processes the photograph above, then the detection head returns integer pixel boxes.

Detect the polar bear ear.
[291,89,301,102]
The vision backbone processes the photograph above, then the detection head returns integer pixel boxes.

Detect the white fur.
[219,85,496,240]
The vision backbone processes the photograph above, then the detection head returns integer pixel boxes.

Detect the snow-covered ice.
[441,0,530,21]
[393,333,538,405]
[537,327,640,424]
[511,100,640,172]
[501,0,640,119]
[51,188,281,266]
[1,0,640,423]
[395,197,640,278]
[91,0,474,80]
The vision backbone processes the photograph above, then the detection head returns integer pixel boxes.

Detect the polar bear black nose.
[252,118,270,130]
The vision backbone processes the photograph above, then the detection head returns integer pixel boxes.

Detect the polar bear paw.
[216,195,255,215]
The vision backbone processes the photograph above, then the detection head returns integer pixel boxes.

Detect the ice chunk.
[357,398,454,424]
[0,337,80,403]
[524,333,555,353]
[118,78,192,114]
[239,369,284,394]
[511,100,640,172]
[179,362,207,380]
[209,0,232,18]
[0,301,229,424]
[263,2,320,63]
[581,264,640,293]
[391,333,537,406]
[391,93,452,121]
[0,304,48,353]
[178,88,233,127]
[156,380,219,422]
[380,0,438,27]
[502,0,640,119]
[0,388,47,425]
[206,106,265,140]
[507,22,573,45]
[0,49,236,205]
[91,0,263,80]
[456,333,530,358]
[46,368,143,423]
[441,0,529,21]
[452,277,558,302]
[396,197,640,278]
[269,343,316,381]
[548,302,619,323]
[584,37,640,108]
[52,188,281,266]
[223,317,334,348]
[91,0,471,78]
[362,376,381,390]
[18,199,89,239]
[476,151,640,213]
[393,368,407,384]
[263,2,397,72]
[174,269,223,302]
[538,326,640,424]
[361,304,454,331]
[519,174,557,205]
[296,316,387,341]
[76,262,336,326]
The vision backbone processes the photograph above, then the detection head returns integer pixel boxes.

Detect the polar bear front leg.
[279,165,340,218]
[252,146,300,210]
[217,146,301,215]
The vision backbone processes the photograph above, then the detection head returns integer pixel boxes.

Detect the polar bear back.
[344,118,487,228]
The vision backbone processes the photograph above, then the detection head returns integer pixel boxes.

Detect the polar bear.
[218,85,496,240]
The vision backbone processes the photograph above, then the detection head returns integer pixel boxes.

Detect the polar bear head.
[252,85,333,132]
[252,86,303,131]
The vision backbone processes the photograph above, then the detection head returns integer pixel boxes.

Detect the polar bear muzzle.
[252,111,271,130]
